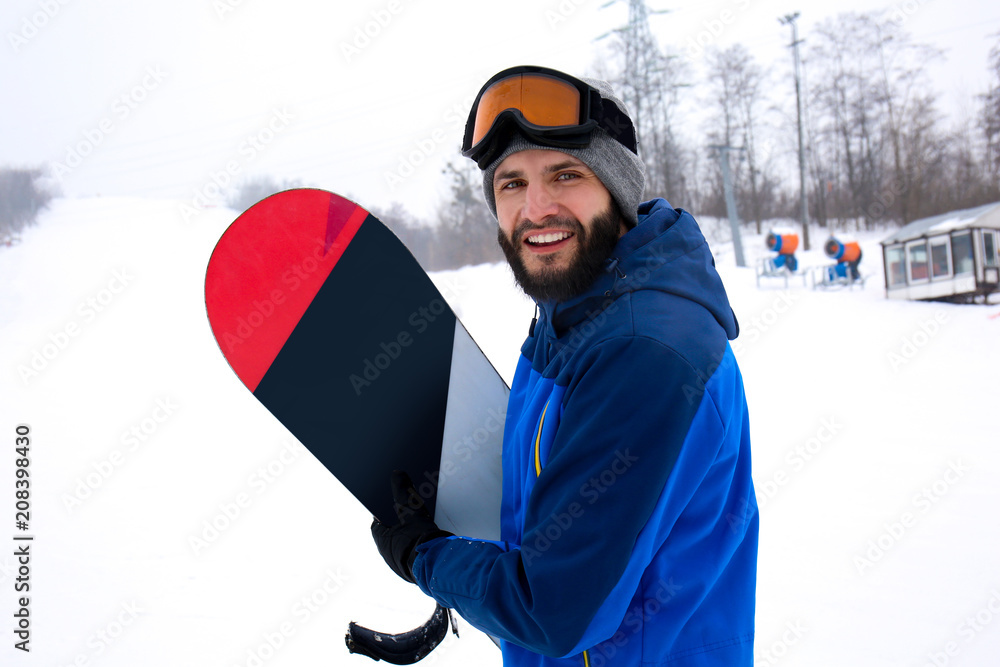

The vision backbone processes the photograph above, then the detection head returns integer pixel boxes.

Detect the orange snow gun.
[824,237,861,263]
[824,236,863,281]
[766,231,799,271]
[766,231,799,255]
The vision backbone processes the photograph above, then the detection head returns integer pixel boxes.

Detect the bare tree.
[930,118,994,213]
[705,44,771,232]
[0,167,54,239]
[371,201,441,272]
[435,160,502,269]
[226,175,302,212]
[870,17,945,223]
[984,33,1000,186]
[701,46,742,220]
[815,13,886,227]
[806,11,947,228]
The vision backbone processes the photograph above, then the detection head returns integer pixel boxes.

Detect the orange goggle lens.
[470,74,583,149]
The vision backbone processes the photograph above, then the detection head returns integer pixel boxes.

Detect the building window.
[930,239,951,279]
[886,245,906,286]
[907,241,929,282]
[952,232,974,275]
[984,231,998,268]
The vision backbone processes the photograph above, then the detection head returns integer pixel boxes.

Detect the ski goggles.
[461,66,638,168]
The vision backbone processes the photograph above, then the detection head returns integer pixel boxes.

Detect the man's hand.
[371,470,452,583]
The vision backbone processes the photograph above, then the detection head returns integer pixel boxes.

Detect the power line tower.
[598,0,670,152]
[779,11,811,251]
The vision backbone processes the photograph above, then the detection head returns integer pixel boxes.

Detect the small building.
[880,202,1000,303]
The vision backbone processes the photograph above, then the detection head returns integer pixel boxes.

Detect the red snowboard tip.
[205,189,368,392]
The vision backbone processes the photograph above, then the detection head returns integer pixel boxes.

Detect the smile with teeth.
[525,231,573,246]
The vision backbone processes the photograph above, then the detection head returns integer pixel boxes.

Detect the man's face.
[493,150,626,303]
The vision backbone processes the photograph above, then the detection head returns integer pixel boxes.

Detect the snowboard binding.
[346,603,458,664]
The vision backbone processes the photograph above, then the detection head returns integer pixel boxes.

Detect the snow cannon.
[824,237,861,263]
[766,231,799,271]
[767,231,799,255]
[823,236,863,281]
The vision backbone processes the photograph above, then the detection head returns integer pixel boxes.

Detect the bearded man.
[371,66,758,667]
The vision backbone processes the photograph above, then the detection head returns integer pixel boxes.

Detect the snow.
[928,214,981,234]
[1,197,998,666]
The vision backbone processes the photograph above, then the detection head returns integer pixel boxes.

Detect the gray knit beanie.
[480,77,646,227]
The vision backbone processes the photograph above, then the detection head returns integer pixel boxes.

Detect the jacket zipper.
[534,401,549,477]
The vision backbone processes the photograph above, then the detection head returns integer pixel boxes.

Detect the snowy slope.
[1,198,998,666]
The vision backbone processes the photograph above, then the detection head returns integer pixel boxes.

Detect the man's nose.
[521,182,560,223]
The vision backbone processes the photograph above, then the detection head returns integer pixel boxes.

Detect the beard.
[497,201,624,303]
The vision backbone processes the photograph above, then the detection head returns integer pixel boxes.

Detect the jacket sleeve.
[411,335,729,657]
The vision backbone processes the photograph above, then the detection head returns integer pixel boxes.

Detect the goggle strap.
[594,95,638,154]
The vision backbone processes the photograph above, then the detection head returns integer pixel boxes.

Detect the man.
[372,65,758,666]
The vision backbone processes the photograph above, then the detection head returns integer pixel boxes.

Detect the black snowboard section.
[253,216,456,523]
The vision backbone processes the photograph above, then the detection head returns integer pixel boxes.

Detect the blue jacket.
[413,199,758,665]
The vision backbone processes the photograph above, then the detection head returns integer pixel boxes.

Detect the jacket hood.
[540,198,739,340]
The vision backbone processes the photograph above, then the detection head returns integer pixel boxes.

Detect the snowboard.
[204,189,507,542]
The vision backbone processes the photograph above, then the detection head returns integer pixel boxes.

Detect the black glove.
[371,470,452,583]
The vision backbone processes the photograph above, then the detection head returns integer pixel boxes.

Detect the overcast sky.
[2,0,999,220]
